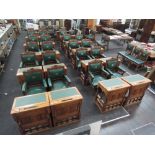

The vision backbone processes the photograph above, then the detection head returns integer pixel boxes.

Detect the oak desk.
[48,87,83,127]
[96,78,130,112]
[122,74,151,106]
[11,93,51,134]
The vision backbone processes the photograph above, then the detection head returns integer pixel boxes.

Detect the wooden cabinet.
[11,93,51,134]
[96,78,130,112]
[48,87,83,127]
[122,74,151,106]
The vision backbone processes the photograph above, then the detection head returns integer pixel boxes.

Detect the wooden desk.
[11,93,51,134]
[122,74,151,106]
[96,78,130,112]
[48,87,83,127]
[43,63,67,77]
[16,66,43,84]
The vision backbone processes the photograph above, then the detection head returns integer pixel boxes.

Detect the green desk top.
[101,78,124,88]
[122,74,145,83]
[15,93,46,107]
[50,87,79,100]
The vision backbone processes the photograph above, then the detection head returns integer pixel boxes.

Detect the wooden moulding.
[121,74,151,106]
[96,78,130,113]
[11,92,52,135]
[48,87,83,127]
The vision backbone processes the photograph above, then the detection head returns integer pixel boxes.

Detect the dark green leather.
[106,59,118,70]
[22,71,47,95]
[21,54,39,67]
[48,68,65,80]
[63,35,71,41]
[88,62,108,87]
[106,59,124,78]
[69,42,79,48]
[91,49,101,58]
[76,35,83,40]
[42,52,59,65]
[47,68,71,90]
[82,41,91,47]
[28,42,39,52]
[88,63,102,73]
[29,36,38,42]
[86,34,94,39]
[42,43,53,50]
[40,35,51,42]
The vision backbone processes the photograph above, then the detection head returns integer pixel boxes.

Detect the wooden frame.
[48,87,83,127]
[121,74,151,106]
[11,92,51,134]
[96,78,130,112]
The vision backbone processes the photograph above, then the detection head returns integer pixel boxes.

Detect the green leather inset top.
[50,87,79,100]
[101,78,124,88]
[122,74,145,83]
[15,93,46,107]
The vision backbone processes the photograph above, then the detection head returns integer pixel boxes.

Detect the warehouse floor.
[0,31,155,135]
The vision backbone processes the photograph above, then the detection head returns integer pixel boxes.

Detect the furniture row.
[11,87,83,134]
[118,43,149,71]
[16,64,71,95]
[80,58,126,86]
[19,50,61,67]
[96,74,151,112]
[24,40,56,52]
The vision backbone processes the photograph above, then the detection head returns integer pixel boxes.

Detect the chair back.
[23,69,43,86]
[42,51,56,64]
[69,40,79,48]
[91,47,101,57]
[47,65,65,81]
[106,58,119,71]
[88,59,102,74]
[28,42,39,51]
[42,41,53,50]
[75,35,83,40]
[40,34,51,42]
[21,52,36,66]
[82,39,91,47]
[63,34,71,41]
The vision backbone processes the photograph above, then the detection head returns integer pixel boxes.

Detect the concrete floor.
[0,32,154,135]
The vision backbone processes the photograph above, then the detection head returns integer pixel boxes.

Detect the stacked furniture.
[0,23,16,73]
